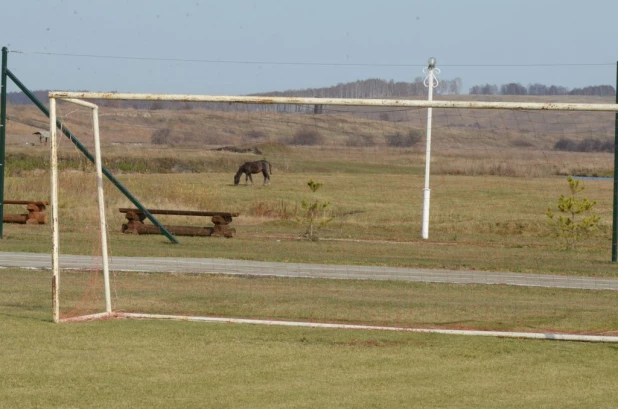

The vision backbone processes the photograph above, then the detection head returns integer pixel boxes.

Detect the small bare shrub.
[579,138,614,152]
[151,128,172,145]
[385,129,423,147]
[246,130,267,140]
[179,132,228,146]
[298,180,332,241]
[346,135,376,147]
[290,129,324,146]
[554,137,614,152]
[510,138,534,148]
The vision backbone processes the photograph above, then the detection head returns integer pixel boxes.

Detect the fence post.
[0,47,8,239]
[612,62,618,263]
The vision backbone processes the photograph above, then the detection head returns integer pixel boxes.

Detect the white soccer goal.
[49,97,111,323]
[48,90,618,343]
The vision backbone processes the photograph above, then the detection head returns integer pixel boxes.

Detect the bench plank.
[118,208,239,217]
[4,200,49,206]
[122,224,235,238]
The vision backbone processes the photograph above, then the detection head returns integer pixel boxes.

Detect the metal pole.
[49,90,618,113]
[421,58,438,240]
[91,106,112,313]
[50,97,59,323]
[612,62,618,263]
[0,47,8,239]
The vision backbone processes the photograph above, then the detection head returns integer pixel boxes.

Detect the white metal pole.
[421,58,439,239]
[50,97,60,323]
[91,107,112,314]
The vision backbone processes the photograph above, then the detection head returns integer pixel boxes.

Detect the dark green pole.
[0,47,8,239]
[5,68,179,244]
[612,62,618,263]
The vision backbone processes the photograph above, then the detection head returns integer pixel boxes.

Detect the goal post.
[50,97,111,323]
[613,61,618,262]
[47,90,618,342]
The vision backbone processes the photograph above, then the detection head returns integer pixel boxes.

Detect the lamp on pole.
[421,57,439,239]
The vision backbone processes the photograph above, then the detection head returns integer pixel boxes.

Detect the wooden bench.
[2,200,49,225]
[119,208,240,238]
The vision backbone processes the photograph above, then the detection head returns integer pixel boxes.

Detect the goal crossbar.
[49,91,618,113]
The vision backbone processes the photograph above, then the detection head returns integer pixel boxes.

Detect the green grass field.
[2,269,618,408]
[5,268,618,335]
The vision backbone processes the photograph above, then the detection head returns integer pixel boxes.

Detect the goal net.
[48,91,618,342]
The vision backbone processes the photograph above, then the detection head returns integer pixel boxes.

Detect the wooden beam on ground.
[3,200,49,224]
[3,214,28,224]
[121,223,235,237]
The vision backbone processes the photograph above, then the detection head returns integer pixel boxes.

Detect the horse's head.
[233,172,241,185]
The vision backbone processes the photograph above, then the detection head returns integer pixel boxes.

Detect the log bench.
[119,208,240,238]
[2,200,49,224]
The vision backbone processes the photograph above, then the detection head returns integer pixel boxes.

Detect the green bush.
[546,176,600,250]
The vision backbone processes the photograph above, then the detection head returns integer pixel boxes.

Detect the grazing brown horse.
[234,160,272,185]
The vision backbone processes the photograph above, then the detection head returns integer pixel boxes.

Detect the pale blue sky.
[2,0,617,95]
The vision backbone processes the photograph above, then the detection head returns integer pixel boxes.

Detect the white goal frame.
[49,91,618,343]
[50,97,111,323]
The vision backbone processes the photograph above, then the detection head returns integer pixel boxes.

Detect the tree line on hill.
[253,77,463,98]
[254,79,615,98]
[469,83,615,96]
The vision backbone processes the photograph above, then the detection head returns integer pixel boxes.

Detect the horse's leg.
[247,173,254,185]
[262,170,270,185]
